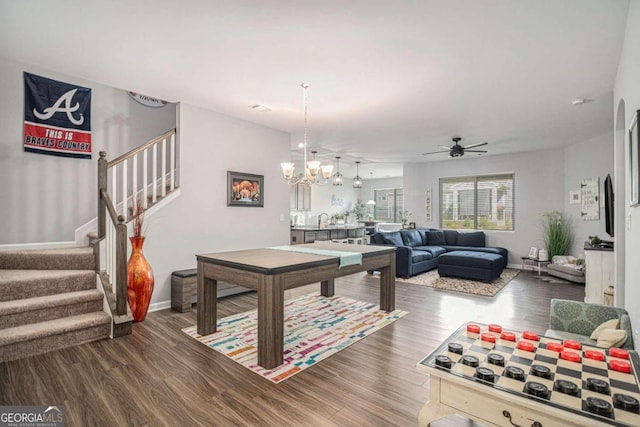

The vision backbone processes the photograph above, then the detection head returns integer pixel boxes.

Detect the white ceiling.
[0,0,630,178]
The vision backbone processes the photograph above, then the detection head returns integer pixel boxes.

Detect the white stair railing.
[97,129,177,316]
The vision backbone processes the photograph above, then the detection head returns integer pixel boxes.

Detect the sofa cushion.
[457,231,486,247]
[400,229,423,247]
[414,246,446,257]
[416,228,429,245]
[377,231,404,246]
[411,251,433,263]
[427,230,446,245]
[442,229,458,245]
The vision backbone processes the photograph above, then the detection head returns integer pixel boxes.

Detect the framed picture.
[528,247,538,259]
[409,222,416,229]
[227,171,264,207]
[630,110,640,207]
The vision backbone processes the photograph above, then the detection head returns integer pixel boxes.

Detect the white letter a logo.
[33,89,84,125]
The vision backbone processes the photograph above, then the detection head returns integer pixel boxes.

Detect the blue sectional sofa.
[369,228,508,278]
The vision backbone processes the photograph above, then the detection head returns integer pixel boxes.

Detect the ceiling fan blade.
[421,150,449,155]
[464,150,488,153]
[462,142,488,149]
[438,145,452,150]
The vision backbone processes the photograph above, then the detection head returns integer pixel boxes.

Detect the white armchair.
[376,223,403,232]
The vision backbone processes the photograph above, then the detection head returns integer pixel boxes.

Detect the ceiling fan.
[421,137,488,158]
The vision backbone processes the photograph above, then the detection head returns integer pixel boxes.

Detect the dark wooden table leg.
[257,274,284,369]
[196,263,218,335]
[379,253,396,311]
[321,278,335,297]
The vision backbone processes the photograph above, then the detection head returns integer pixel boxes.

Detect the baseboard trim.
[149,300,171,313]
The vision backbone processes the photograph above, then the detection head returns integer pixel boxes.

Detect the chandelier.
[333,156,343,186]
[353,161,363,188]
[281,83,333,185]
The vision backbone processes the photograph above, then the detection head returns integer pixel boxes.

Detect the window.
[440,174,514,230]
[373,188,404,222]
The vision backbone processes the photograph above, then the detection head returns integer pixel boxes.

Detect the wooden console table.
[196,242,396,369]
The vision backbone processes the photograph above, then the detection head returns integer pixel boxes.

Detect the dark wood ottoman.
[438,251,504,282]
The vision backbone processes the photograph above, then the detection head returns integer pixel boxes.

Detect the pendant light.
[333,156,343,186]
[353,161,363,188]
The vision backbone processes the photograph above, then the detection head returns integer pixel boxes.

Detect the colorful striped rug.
[182,293,407,383]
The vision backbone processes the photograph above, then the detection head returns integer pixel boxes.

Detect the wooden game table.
[196,242,396,369]
[416,322,640,427]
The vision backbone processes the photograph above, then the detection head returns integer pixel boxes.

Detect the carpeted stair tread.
[0,247,94,270]
[0,270,95,301]
[0,312,110,347]
[0,289,103,316]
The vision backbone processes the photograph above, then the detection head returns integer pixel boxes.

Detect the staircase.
[0,247,111,362]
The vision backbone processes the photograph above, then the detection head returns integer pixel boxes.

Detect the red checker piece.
[500,331,516,341]
[467,324,481,334]
[610,359,632,374]
[560,351,581,363]
[488,324,502,333]
[481,333,496,343]
[609,348,630,360]
[563,339,582,350]
[517,340,535,352]
[584,350,606,361]
[522,331,539,341]
[546,342,564,352]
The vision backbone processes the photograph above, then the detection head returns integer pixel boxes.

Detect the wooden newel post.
[116,214,128,316]
[98,151,108,239]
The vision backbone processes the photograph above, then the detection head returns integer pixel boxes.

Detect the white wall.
[141,103,291,307]
[614,0,640,347]
[563,132,614,256]
[304,183,359,226]
[0,58,176,244]
[403,149,566,264]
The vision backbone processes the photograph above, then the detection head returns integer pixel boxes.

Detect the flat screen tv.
[604,173,614,237]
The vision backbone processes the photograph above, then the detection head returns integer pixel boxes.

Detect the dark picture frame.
[409,222,416,229]
[630,110,639,207]
[227,171,264,207]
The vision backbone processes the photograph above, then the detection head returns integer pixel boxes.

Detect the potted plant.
[399,209,412,228]
[541,211,572,259]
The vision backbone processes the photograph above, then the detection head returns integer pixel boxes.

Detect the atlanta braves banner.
[23,72,92,159]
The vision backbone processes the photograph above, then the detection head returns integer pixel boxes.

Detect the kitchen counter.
[290,225,366,245]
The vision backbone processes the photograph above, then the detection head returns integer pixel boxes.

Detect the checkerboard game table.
[416,321,640,427]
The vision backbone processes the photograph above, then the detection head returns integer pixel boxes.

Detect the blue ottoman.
[438,251,504,282]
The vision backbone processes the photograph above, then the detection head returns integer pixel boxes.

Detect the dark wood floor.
[0,271,584,426]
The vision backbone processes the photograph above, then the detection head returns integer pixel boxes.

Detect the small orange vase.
[127,236,154,322]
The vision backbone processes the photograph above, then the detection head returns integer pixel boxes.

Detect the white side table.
[520,257,550,275]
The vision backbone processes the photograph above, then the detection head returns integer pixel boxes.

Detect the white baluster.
[152,144,157,203]
[143,149,148,209]
[170,133,175,191]
[132,154,138,210]
[122,159,128,221]
[162,138,167,197]
[111,165,117,217]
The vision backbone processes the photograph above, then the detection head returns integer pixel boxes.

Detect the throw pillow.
[590,318,620,340]
[457,231,486,247]
[381,231,404,247]
[596,329,627,348]
[426,230,446,246]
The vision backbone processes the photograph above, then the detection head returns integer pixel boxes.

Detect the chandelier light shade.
[280,83,333,186]
[353,161,363,188]
[332,156,343,186]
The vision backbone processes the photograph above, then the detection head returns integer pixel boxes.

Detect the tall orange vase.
[127,236,154,322]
